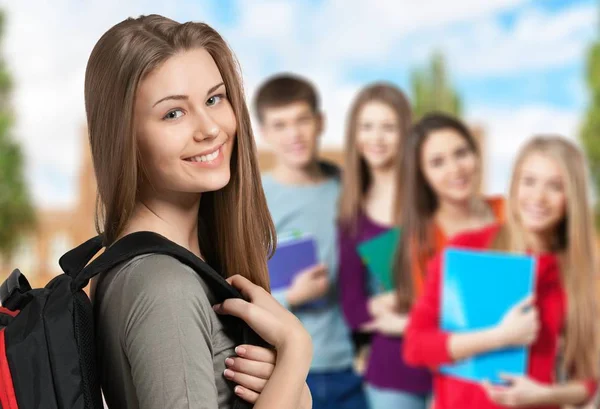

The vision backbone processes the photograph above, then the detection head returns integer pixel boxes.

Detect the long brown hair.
[494,136,599,379]
[84,15,275,290]
[394,113,482,310]
[338,83,412,232]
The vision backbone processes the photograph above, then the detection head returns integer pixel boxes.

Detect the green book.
[356,228,401,292]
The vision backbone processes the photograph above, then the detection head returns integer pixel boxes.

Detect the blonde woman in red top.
[404,136,599,409]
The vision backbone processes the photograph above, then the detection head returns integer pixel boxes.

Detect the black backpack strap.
[59,235,104,277]
[0,269,32,310]
[70,232,242,303]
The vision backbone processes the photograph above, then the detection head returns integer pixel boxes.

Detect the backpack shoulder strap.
[67,232,242,303]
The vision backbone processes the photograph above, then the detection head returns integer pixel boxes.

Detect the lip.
[183,146,225,168]
[522,205,550,219]
[183,142,224,160]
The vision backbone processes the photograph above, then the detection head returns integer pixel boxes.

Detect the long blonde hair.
[84,15,275,290]
[338,83,412,233]
[496,135,599,379]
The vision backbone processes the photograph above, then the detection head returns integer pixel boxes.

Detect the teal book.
[356,228,401,292]
[440,248,536,384]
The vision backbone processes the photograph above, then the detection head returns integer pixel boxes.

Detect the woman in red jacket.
[404,135,599,409]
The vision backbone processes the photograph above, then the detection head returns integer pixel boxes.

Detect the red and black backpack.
[0,231,263,409]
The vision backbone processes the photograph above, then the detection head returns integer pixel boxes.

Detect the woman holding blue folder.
[394,113,505,309]
[404,136,599,409]
[338,83,432,409]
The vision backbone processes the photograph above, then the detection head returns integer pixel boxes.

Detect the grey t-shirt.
[92,254,237,409]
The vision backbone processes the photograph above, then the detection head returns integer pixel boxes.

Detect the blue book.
[267,234,326,309]
[440,248,536,384]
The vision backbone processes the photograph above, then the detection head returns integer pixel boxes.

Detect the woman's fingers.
[225,356,275,380]
[224,368,268,393]
[233,385,259,404]
[235,345,277,364]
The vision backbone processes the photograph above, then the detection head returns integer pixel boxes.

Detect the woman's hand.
[368,291,397,317]
[224,345,312,408]
[495,295,539,348]
[224,345,276,403]
[482,374,551,407]
[214,275,312,352]
[361,312,408,336]
[214,275,313,408]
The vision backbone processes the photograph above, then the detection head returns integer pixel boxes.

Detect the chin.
[286,154,314,169]
[365,157,393,170]
[198,171,232,193]
[521,218,560,235]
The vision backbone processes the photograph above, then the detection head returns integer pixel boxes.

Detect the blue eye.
[163,109,184,120]
[206,94,224,106]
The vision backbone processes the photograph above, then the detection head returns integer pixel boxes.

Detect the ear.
[316,111,326,139]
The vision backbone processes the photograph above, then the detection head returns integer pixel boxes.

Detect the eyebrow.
[152,82,225,107]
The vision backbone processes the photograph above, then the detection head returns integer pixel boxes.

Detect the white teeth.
[189,149,219,163]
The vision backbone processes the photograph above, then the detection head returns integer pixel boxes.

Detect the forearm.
[535,381,592,407]
[448,327,505,361]
[254,336,312,409]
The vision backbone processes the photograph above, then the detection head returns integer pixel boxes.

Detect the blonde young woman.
[88,15,312,409]
[404,136,599,409]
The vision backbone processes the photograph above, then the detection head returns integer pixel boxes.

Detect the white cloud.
[444,5,597,76]
[468,105,582,194]
[0,0,595,208]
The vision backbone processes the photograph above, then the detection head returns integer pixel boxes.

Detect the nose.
[286,124,302,143]
[193,109,220,141]
[530,185,547,205]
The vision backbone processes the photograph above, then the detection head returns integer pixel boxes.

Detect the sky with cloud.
[0,0,597,207]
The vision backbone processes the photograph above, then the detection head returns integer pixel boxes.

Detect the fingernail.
[224,369,235,379]
[225,358,234,367]
[234,386,243,395]
[235,346,246,356]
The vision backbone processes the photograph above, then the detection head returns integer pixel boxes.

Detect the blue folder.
[440,248,536,384]
[267,234,326,309]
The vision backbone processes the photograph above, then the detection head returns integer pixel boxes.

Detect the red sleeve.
[403,253,453,367]
[583,380,598,402]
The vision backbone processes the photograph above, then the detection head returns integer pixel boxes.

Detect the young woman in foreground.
[89,15,312,409]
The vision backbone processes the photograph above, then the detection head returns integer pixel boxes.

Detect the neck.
[369,165,396,192]
[524,230,554,253]
[123,190,202,257]
[436,197,474,221]
[272,160,325,185]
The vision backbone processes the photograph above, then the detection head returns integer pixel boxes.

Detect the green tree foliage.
[580,38,600,226]
[411,51,462,119]
[0,10,35,259]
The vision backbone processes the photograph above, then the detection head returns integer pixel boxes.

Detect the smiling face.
[260,101,322,170]
[515,152,567,236]
[420,127,479,205]
[355,100,401,171]
[134,47,237,196]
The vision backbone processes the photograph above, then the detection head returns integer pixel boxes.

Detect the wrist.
[536,385,555,405]
[489,326,509,349]
[286,288,299,307]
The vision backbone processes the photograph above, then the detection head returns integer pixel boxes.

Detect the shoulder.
[113,254,215,307]
[261,173,276,191]
[447,224,502,250]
